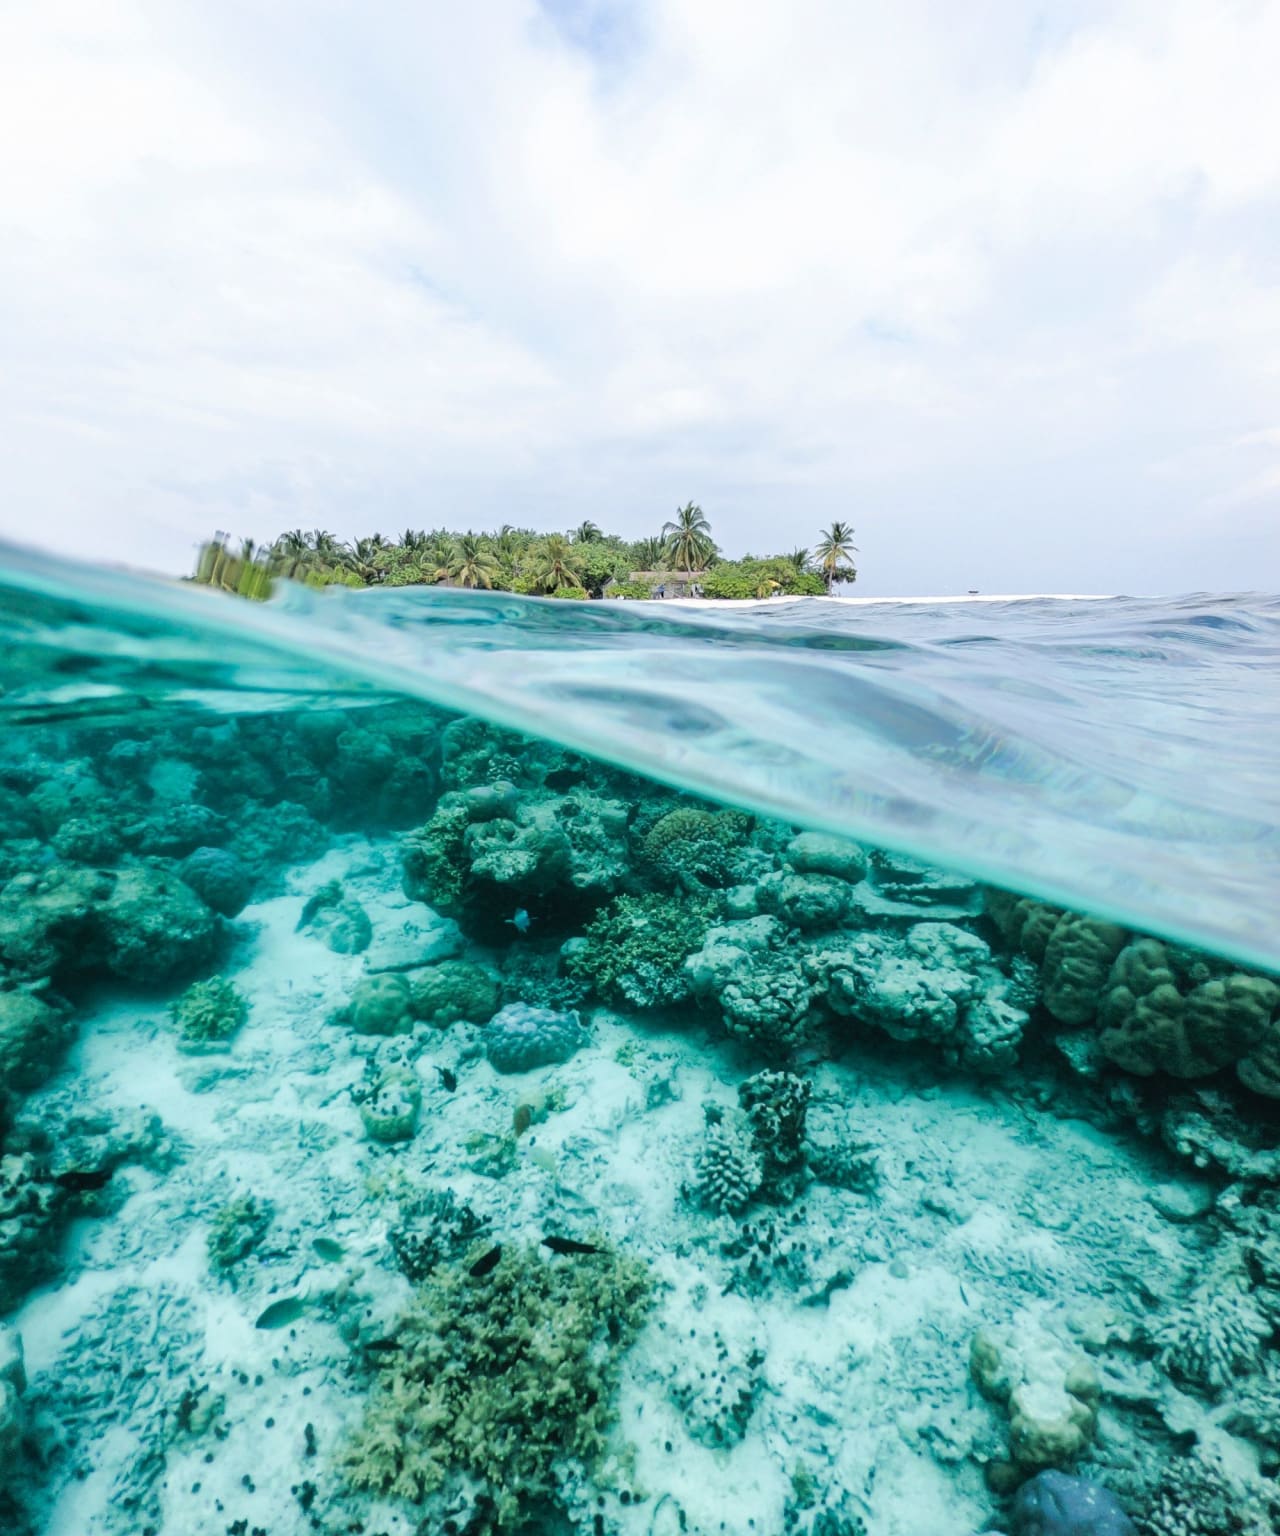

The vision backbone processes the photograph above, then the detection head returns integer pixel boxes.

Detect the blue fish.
[505,908,532,935]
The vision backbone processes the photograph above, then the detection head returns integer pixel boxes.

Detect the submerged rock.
[1010,1470,1135,1536]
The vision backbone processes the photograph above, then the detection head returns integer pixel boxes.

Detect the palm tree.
[786,547,812,575]
[348,535,388,583]
[572,520,603,544]
[450,533,500,589]
[424,534,456,584]
[398,528,429,553]
[630,535,665,570]
[815,521,858,593]
[528,533,584,593]
[661,503,715,573]
[270,529,312,579]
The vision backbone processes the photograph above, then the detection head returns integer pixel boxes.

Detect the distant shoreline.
[655,592,1116,607]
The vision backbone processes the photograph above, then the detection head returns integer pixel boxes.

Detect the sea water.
[0,545,1278,1536]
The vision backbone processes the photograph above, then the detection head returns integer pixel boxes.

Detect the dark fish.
[364,1338,401,1354]
[311,1237,344,1263]
[469,1245,502,1278]
[541,1236,602,1256]
[55,1168,112,1193]
[255,1297,306,1330]
[436,1066,458,1093]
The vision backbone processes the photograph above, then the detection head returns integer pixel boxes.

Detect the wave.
[2,540,1277,971]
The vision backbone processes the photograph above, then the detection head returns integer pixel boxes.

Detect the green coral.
[567,890,719,1009]
[169,977,249,1050]
[342,1242,653,1528]
[207,1194,272,1271]
[401,799,471,912]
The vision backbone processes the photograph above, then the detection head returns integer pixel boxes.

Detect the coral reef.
[570,890,719,1010]
[296,880,372,954]
[812,923,1030,1072]
[409,958,500,1027]
[341,1242,652,1527]
[692,1106,764,1215]
[176,846,254,918]
[738,1070,811,1202]
[483,1002,587,1073]
[206,1194,273,1271]
[1009,1471,1135,1536]
[341,974,416,1036]
[970,1321,1100,1470]
[359,1068,422,1143]
[169,976,248,1051]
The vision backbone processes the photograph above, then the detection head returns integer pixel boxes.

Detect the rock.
[1010,1470,1136,1536]
[1147,1180,1215,1223]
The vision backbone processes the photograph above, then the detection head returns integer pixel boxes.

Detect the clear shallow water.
[1,543,1280,1536]
[2,543,1278,969]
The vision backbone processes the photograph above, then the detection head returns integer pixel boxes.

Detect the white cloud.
[0,0,1277,590]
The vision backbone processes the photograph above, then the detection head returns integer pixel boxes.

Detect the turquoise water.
[1,544,1279,1536]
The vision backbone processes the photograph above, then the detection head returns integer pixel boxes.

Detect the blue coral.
[483,1003,586,1074]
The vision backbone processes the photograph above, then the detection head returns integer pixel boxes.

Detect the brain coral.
[484,1003,586,1074]
[410,960,500,1027]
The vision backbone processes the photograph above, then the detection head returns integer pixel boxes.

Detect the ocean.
[1,543,1278,1536]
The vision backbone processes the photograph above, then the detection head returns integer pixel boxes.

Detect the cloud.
[0,0,1277,591]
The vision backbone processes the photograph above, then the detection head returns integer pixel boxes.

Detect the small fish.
[55,1168,113,1193]
[505,908,532,935]
[364,1338,401,1354]
[469,1245,503,1278]
[436,1066,458,1093]
[541,1235,602,1257]
[311,1237,344,1263]
[255,1297,306,1330]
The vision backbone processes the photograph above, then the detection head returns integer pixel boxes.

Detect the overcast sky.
[1,1,1277,594]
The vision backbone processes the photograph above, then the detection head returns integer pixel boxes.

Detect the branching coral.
[568,890,719,1010]
[1150,1277,1271,1395]
[169,976,249,1050]
[342,1242,652,1528]
[692,1108,764,1215]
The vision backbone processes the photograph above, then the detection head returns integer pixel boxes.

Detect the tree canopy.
[191,508,858,602]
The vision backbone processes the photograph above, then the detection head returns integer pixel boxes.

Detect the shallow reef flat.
[1,704,1279,1536]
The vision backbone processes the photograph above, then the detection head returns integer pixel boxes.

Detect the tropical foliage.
[815,521,858,593]
[191,508,858,602]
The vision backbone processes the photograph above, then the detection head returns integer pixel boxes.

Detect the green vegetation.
[342,1242,653,1527]
[191,509,858,601]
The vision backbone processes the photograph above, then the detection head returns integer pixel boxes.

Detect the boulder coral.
[360,1068,422,1143]
[1097,939,1279,1087]
[177,846,254,918]
[343,975,416,1036]
[811,923,1031,1073]
[409,960,500,1028]
[483,1003,586,1074]
[970,1322,1101,1470]
[0,862,219,986]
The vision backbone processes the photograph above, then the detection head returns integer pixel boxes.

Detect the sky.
[1,0,1278,595]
